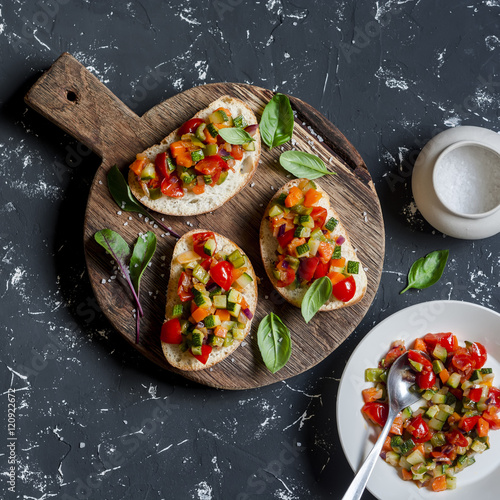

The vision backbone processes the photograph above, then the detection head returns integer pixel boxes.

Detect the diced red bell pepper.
[192,344,212,365]
[161,174,184,198]
[178,118,205,136]
[459,415,480,432]
[277,229,295,249]
[313,261,329,279]
[297,256,319,282]
[445,429,468,447]
[192,232,216,257]
[155,151,170,179]
[361,402,388,427]
[424,332,458,353]
[468,387,483,403]
[310,207,327,228]
[160,318,183,344]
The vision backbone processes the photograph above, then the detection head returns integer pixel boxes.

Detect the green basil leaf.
[130,231,157,293]
[107,165,150,217]
[301,276,332,323]
[260,93,294,149]
[218,127,255,145]
[257,312,292,374]
[400,250,449,294]
[280,151,336,180]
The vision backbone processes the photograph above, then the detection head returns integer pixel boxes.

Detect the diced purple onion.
[218,148,230,157]
[281,259,289,269]
[336,235,345,245]
[243,308,254,320]
[278,224,286,238]
[322,230,328,235]
[244,124,258,136]
[196,322,205,329]
[206,282,219,292]
[380,452,387,460]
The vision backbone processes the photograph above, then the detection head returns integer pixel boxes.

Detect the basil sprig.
[260,93,294,149]
[301,276,332,323]
[280,151,336,180]
[257,313,292,374]
[218,127,255,145]
[400,250,449,294]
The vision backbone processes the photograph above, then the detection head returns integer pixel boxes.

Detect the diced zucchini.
[179,320,189,334]
[193,264,210,285]
[193,293,211,309]
[446,477,457,490]
[242,141,255,151]
[365,368,384,382]
[233,115,247,128]
[166,157,176,173]
[296,243,310,257]
[308,238,320,256]
[299,215,315,228]
[204,314,221,328]
[310,228,327,241]
[445,392,457,406]
[332,245,342,259]
[292,204,312,215]
[171,304,183,319]
[431,393,447,404]
[236,272,253,289]
[390,436,404,453]
[275,193,288,206]
[481,367,493,374]
[409,360,424,372]
[268,205,284,218]
[205,144,218,157]
[400,438,416,455]
[227,289,242,304]
[191,330,204,347]
[208,285,223,297]
[446,372,462,389]
[180,171,195,185]
[462,397,476,410]
[324,217,338,231]
[425,405,439,419]
[196,123,207,142]
[204,174,213,185]
[401,407,413,420]
[346,261,359,274]
[208,334,224,347]
[232,328,245,340]
[285,255,300,270]
[227,302,241,317]
[471,439,487,453]
[431,432,446,448]
[385,451,400,467]
[428,418,445,431]
[207,123,219,137]
[177,250,202,265]
[435,409,451,422]
[300,179,317,192]
[228,249,245,268]
[432,344,448,363]
[294,226,311,238]
[407,449,425,465]
[461,380,473,391]
[191,345,202,356]
[422,389,436,401]
[140,163,157,180]
[223,331,234,347]
[213,294,227,309]
[149,187,162,200]
[203,238,217,257]
[433,360,445,374]
[217,170,228,185]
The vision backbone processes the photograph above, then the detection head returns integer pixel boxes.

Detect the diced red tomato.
[177,271,194,302]
[430,451,453,465]
[192,344,212,365]
[199,258,212,271]
[477,417,489,437]
[452,352,474,372]
[310,207,327,228]
[178,118,205,137]
[445,429,468,447]
[459,415,480,432]
[416,369,436,390]
[390,414,404,435]
[362,387,383,403]
[467,341,487,369]
[432,476,447,492]
[155,152,170,179]
[382,345,406,368]
[297,257,319,282]
[160,318,183,344]
[192,232,216,257]
[361,402,388,427]
[195,155,226,176]
[482,408,500,430]
[317,241,334,264]
[331,276,356,302]
[277,229,295,249]
[408,350,433,369]
[469,387,483,403]
[210,261,234,291]
[231,145,244,160]
[161,174,184,198]
[313,261,329,279]
[488,387,500,406]
[424,332,458,353]
[277,268,296,287]
[407,414,430,440]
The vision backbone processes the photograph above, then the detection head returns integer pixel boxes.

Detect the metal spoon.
[341,352,422,500]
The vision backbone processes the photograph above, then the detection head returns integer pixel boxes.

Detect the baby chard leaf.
[257,312,292,374]
[400,250,449,294]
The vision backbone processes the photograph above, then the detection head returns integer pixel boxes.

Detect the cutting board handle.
[25,52,144,161]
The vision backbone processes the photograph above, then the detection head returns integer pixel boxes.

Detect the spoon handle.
[341,408,397,500]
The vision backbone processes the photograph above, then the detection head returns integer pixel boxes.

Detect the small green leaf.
[279,151,336,180]
[107,165,150,217]
[400,250,449,294]
[301,276,332,323]
[218,127,255,145]
[260,93,294,149]
[130,232,157,293]
[257,313,292,374]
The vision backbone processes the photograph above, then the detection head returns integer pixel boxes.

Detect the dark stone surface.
[1,1,499,499]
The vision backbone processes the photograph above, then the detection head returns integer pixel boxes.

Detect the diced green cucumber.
[208,285,223,297]
[428,418,445,431]
[213,294,227,309]
[365,368,384,382]
[401,407,413,420]
[227,302,241,317]
[228,249,245,269]
[324,217,338,231]
[299,215,315,228]
[216,109,230,122]
[149,187,162,200]
[285,255,300,270]
[471,439,487,453]
[193,292,211,309]
[204,314,221,328]
[461,397,476,410]
[207,123,219,137]
[446,372,462,389]
[223,331,234,347]
[193,264,210,285]
[233,115,247,128]
[242,141,255,151]
[294,226,311,238]
[301,180,317,192]
[171,304,183,319]
[390,436,404,453]
[236,272,253,289]
[446,477,457,490]
[208,334,224,347]
[275,193,288,206]
[196,123,207,142]
[422,389,436,401]
[217,170,228,185]
[203,238,216,257]
[191,329,204,347]
[205,144,218,156]
[179,320,190,334]
[400,438,416,455]
[432,344,448,363]
[268,205,284,218]
[481,367,493,374]
[191,345,202,356]
[204,175,213,185]
[425,405,439,419]
[407,449,425,465]
[191,149,204,163]
[346,261,359,274]
[140,163,157,180]
[332,245,342,259]
[445,392,457,406]
[296,243,310,257]
[232,328,245,340]
[435,409,451,422]
[292,204,312,215]
[431,392,447,404]
[431,432,446,448]
[409,359,424,372]
[310,228,327,241]
[181,133,205,148]
[227,289,242,304]
[308,238,320,256]
[222,320,237,331]
[433,360,445,374]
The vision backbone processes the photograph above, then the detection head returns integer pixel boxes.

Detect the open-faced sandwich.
[260,179,367,310]
[128,96,260,216]
[161,230,258,370]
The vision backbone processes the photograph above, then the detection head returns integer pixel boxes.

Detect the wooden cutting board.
[25,52,384,390]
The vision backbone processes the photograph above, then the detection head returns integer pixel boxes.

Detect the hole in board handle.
[66,90,77,102]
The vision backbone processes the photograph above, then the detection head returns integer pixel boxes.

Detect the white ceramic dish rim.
[337,300,500,500]
[432,140,500,219]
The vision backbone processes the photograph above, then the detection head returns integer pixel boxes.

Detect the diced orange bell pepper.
[214,325,227,338]
[176,151,193,169]
[390,414,404,435]
[439,368,450,384]
[362,387,383,403]
[190,301,197,314]
[285,186,304,208]
[215,309,231,322]
[130,157,147,175]
[477,417,489,437]
[303,189,322,207]
[317,242,333,264]
[382,436,392,452]
[327,271,345,286]
[401,468,413,481]
[413,338,427,353]
[192,183,205,195]
[192,307,209,323]
[287,237,306,257]
[231,267,246,284]
[217,107,232,117]
[431,476,447,492]
[329,257,346,269]
[204,128,217,144]
[170,141,188,158]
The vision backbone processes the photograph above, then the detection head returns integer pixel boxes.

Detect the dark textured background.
[1,1,499,499]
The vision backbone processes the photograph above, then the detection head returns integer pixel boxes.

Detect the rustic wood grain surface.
[25,52,384,390]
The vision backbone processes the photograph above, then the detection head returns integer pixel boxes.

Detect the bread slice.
[260,179,367,310]
[162,230,258,371]
[128,96,261,216]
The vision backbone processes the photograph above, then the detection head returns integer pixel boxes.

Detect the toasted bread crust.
[161,230,258,371]
[260,179,367,310]
[128,96,261,216]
